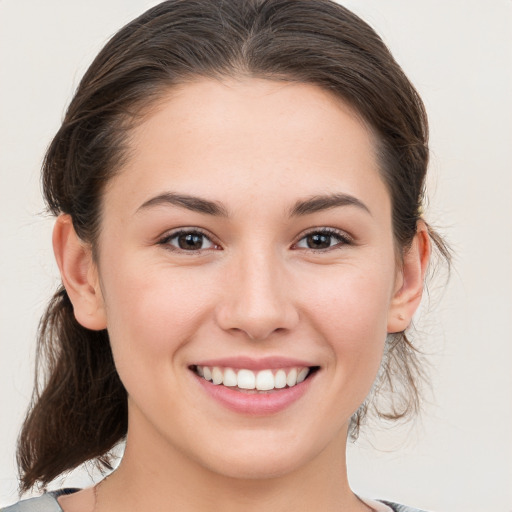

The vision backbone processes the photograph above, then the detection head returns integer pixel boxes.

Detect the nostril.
[213,286,300,341]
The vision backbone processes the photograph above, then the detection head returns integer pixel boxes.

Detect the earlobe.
[387,221,431,333]
[52,214,107,330]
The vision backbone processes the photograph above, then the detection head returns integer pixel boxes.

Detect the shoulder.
[1,489,80,512]
[1,494,60,512]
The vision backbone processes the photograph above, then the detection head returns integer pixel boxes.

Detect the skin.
[54,78,430,512]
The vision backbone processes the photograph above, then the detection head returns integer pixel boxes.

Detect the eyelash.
[158,228,220,254]
[157,227,352,254]
[292,228,353,252]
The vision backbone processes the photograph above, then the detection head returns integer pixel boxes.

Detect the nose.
[215,249,299,341]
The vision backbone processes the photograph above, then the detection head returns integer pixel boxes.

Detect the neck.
[97,422,369,512]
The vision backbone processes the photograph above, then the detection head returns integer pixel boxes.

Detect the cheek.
[300,264,394,389]
[100,260,217,367]
[304,265,394,339]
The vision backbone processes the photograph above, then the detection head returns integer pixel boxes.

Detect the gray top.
[1,491,68,512]
[2,489,428,512]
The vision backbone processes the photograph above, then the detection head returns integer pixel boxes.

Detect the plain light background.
[1,1,511,511]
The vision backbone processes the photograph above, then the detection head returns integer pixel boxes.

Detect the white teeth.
[212,366,223,385]
[297,367,310,383]
[255,370,274,391]
[237,369,256,389]
[195,365,313,391]
[223,368,238,387]
[286,368,297,387]
[274,369,287,389]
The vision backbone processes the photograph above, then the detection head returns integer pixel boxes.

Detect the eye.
[159,229,219,252]
[294,228,351,251]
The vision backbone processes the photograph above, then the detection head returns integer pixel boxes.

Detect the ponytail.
[17,287,127,492]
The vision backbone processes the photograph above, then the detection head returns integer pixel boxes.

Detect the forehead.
[105,78,389,214]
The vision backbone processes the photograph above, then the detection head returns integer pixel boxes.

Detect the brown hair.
[18,0,450,491]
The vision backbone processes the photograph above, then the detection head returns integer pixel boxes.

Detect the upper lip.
[191,356,317,371]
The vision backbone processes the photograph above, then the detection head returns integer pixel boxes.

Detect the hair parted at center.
[17,0,450,492]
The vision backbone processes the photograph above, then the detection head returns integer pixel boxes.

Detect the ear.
[387,221,431,333]
[52,214,107,330]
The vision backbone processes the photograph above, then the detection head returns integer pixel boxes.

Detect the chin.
[201,450,309,481]
[187,428,331,482]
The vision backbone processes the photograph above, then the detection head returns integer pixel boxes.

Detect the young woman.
[3,1,449,511]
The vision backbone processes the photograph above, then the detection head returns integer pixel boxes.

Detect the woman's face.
[89,78,405,478]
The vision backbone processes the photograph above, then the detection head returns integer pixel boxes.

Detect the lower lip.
[193,371,315,416]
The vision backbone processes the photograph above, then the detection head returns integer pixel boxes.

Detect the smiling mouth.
[190,365,319,393]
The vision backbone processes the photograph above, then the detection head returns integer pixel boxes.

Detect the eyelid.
[292,227,353,251]
[157,227,222,252]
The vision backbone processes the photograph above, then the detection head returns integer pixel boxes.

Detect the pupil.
[307,233,330,249]
[179,233,203,250]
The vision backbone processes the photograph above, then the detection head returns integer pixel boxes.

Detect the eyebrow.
[289,193,371,217]
[136,191,370,218]
[137,192,229,217]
